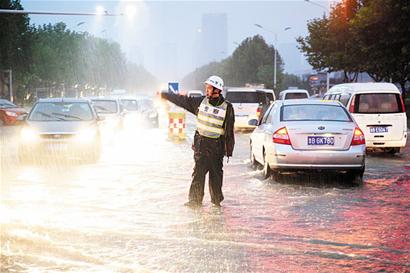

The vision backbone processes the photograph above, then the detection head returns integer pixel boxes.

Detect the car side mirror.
[248,119,258,126]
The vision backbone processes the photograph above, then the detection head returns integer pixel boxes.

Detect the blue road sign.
[168,82,179,93]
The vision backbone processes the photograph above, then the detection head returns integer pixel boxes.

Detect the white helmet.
[204,75,224,91]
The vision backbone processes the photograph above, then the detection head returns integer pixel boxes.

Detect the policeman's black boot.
[184,200,202,208]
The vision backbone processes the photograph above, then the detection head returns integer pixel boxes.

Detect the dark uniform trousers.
[189,133,224,204]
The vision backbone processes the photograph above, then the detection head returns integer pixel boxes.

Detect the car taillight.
[351,127,365,145]
[273,127,291,145]
[349,95,355,113]
[400,95,406,113]
[256,106,262,117]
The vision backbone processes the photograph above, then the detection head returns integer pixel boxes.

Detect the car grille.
[40,134,75,139]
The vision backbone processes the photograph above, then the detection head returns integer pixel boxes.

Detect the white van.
[257,88,276,103]
[187,90,203,98]
[224,88,266,129]
[278,89,310,100]
[324,83,407,153]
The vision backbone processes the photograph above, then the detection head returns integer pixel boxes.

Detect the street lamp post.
[254,24,291,90]
[304,0,331,92]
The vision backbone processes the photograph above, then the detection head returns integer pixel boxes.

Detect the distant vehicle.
[278,89,310,100]
[89,97,123,131]
[187,90,204,98]
[18,98,101,163]
[224,88,267,129]
[0,99,28,125]
[324,82,407,154]
[120,97,159,128]
[249,99,366,184]
[257,89,276,103]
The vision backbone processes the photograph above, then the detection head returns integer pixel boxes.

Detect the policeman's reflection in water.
[161,76,235,208]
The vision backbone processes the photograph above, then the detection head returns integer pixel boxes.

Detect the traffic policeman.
[161,75,235,207]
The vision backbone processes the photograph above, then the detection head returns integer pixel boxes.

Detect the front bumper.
[19,139,100,158]
[267,144,365,171]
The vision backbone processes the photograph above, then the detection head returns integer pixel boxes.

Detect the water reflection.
[1,125,409,272]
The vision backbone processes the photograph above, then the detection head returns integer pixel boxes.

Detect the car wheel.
[249,144,257,168]
[388,147,400,155]
[271,170,280,182]
[262,150,271,179]
[84,145,101,163]
[18,151,30,164]
[347,167,364,186]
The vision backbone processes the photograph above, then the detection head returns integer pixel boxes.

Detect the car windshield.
[91,100,118,114]
[356,93,402,113]
[225,91,264,103]
[29,102,93,121]
[0,100,16,109]
[282,104,351,122]
[121,100,138,111]
[285,92,308,99]
[138,99,154,111]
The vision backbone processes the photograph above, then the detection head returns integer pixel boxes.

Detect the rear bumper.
[365,137,407,148]
[268,144,365,170]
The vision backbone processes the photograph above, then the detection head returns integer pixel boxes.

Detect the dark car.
[18,98,102,163]
[120,97,159,128]
[0,99,28,125]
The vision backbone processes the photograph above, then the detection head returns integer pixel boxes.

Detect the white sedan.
[249,99,366,184]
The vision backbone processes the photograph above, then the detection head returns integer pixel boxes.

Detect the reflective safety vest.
[196,97,228,138]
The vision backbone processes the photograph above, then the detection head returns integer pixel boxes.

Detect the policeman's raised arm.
[160,92,203,115]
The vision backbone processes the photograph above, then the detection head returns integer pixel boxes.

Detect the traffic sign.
[168,82,179,94]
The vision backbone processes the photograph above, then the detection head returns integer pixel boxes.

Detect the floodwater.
[1,116,409,272]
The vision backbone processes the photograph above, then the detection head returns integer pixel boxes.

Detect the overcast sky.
[22,0,334,82]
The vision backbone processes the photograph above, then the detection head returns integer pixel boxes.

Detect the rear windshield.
[282,104,352,122]
[285,92,308,100]
[226,91,264,103]
[355,93,402,113]
[91,100,118,113]
[266,93,274,101]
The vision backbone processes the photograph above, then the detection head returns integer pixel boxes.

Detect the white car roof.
[226,87,257,92]
[279,99,341,106]
[327,82,400,94]
[256,89,274,93]
[38,98,90,103]
[280,89,309,94]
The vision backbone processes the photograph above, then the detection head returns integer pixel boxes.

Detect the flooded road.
[1,117,409,272]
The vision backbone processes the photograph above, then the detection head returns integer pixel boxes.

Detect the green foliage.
[351,0,410,93]
[182,35,284,90]
[0,0,157,101]
[0,0,32,99]
[277,73,310,93]
[298,0,409,96]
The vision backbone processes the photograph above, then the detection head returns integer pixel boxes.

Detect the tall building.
[195,13,228,67]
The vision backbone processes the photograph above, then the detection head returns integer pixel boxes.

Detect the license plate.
[370,127,388,133]
[46,143,67,151]
[308,136,334,145]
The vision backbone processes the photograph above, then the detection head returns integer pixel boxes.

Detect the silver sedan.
[249,99,366,183]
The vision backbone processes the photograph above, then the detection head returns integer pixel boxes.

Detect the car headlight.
[5,111,18,117]
[75,128,97,142]
[21,127,39,142]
